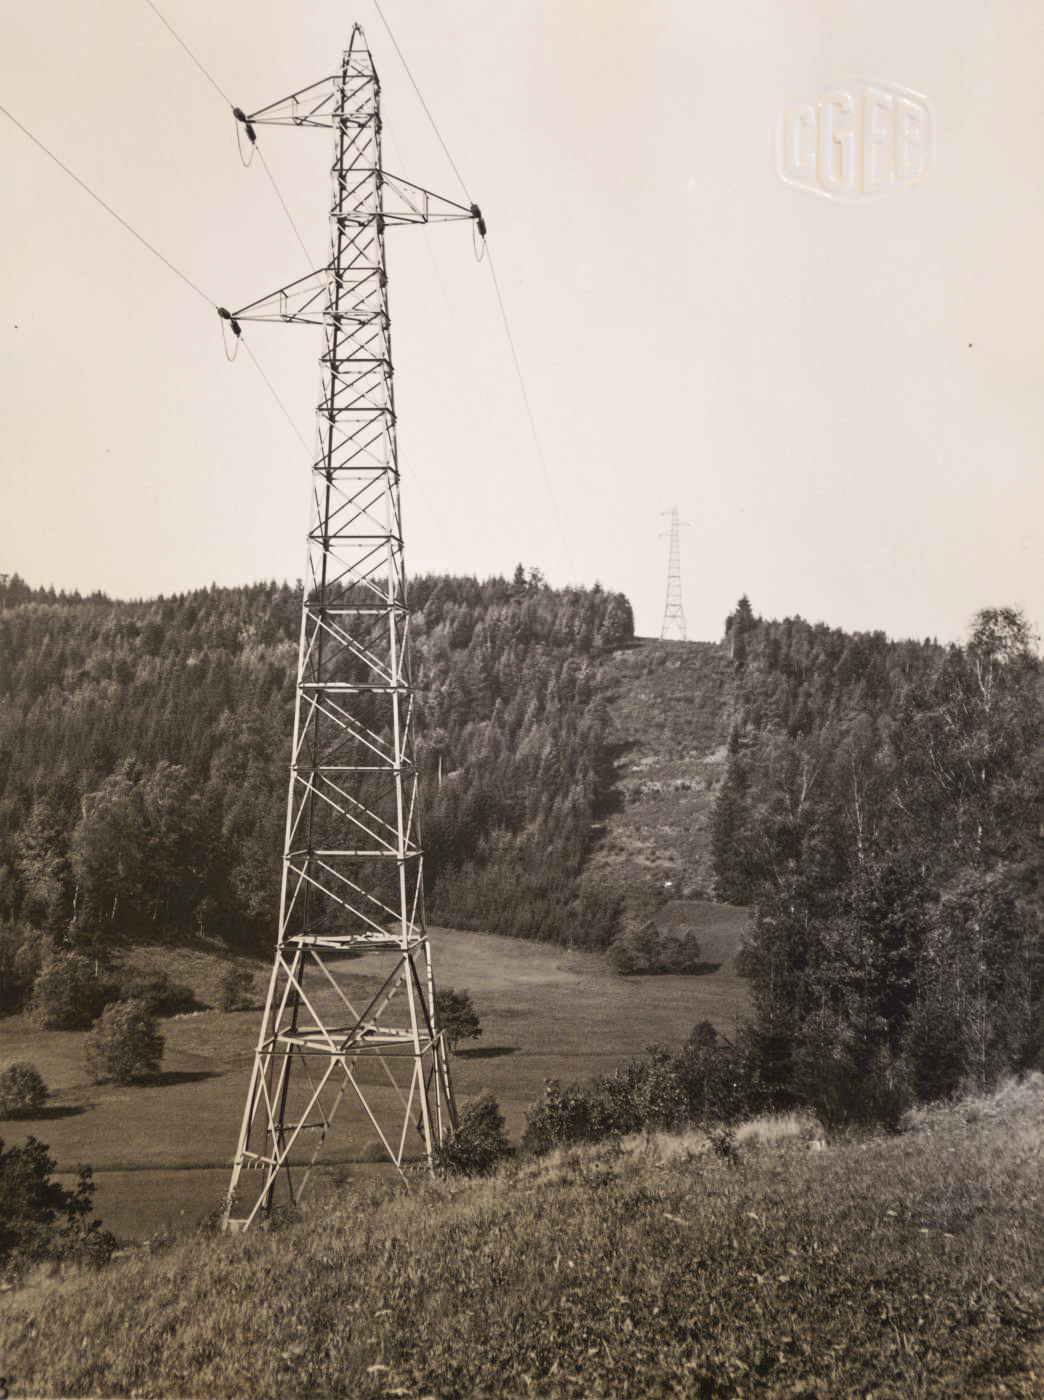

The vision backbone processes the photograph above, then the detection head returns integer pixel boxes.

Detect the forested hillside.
[710,597,1044,1114]
[4,567,1042,1112]
[0,569,632,957]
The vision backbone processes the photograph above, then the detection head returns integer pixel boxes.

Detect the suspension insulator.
[232,107,257,144]
[217,307,242,337]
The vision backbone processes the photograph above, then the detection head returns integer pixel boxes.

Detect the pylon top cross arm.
[233,58,484,233]
[239,69,370,130]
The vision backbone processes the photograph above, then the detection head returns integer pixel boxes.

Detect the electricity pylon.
[659,506,688,641]
[222,26,481,1231]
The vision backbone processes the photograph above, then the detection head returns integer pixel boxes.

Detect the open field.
[0,911,748,1238]
[2,1077,1042,1398]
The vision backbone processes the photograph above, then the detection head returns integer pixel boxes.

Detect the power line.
[367,26,573,582]
[380,113,514,568]
[143,0,232,106]
[484,243,577,585]
[135,1,541,581]
[398,448,466,572]
[144,0,321,272]
[257,147,321,271]
[370,0,472,204]
[0,100,213,309]
[141,1,457,561]
[2,58,338,531]
[0,98,317,470]
[241,341,313,457]
[137,0,332,451]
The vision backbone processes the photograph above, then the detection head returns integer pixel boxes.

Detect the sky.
[1,1,1042,643]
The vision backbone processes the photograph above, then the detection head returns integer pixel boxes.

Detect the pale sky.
[1,1,1042,643]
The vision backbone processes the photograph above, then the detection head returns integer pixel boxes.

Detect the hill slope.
[0,573,636,951]
[3,1078,1042,1398]
[587,637,735,919]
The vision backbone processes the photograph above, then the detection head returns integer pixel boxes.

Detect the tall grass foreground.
[0,1076,1042,1397]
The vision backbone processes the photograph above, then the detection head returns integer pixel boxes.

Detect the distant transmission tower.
[222,26,482,1231]
[660,506,688,641]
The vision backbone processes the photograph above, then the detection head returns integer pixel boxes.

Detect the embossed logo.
[776,80,934,201]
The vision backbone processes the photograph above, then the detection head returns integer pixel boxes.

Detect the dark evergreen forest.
[0,569,633,959]
[710,597,1044,1115]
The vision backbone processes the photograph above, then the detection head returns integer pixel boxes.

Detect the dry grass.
[2,1077,1042,1397]
[619,1111,818,1164]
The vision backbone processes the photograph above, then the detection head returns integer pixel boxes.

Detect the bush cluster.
[607,919,708,976]
[0,1135,115,1274]
[435,1093,511,1176]
[27,951,110,1030]
[522,1023,752,1154]
[0,1062,48,1118]
[436,986,481,1051]
[1,931,200,1039]
[218,966,256,1012]
[85,1001,165,1085]
[115,970,200,1018]
[2,939,206,1088]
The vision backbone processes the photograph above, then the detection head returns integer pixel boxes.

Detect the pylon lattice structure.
[659,506,688,641]
[223,26,480,1231]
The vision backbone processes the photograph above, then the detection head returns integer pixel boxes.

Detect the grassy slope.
[3,1079,1042,1398]
[0,925,748,1238]
[591,638,734,906]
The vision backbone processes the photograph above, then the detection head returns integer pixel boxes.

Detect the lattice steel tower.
[660,506,688,641]
[222,26,481,1231]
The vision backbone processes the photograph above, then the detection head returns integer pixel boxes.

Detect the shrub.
[84,1000,164,1084]
[218,966,256,1012]
[607,921,660,975]
[436,1093,511,1175]
[522,1078,598,1155]
[523,1035,761,1156]
[0,1063,49,1118]
[608,920,706,975]
[117,969,201,1017]
[0,1136,113,1270]
[522,1054,688,1155]
[437,986,482,1052]
[27,951,110,1030]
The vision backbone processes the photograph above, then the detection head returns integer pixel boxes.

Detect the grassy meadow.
[1,1077,1042,1397]
[0,910,749,1239]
